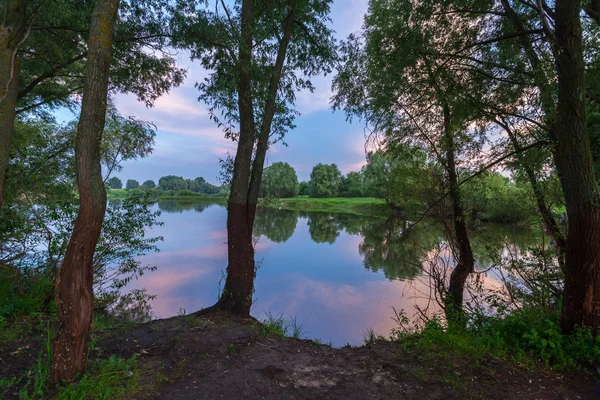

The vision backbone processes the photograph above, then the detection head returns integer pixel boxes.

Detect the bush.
[176,189,199,197]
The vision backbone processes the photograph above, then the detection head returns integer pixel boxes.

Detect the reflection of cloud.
[256,274,437,345]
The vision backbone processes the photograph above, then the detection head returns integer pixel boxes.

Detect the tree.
[552,0,600,333]
[195,177,220,194]
[108,177,122,189]
[158,175,186,191]
[435,0,600,332]
[362,146,428,213]
[174,0,336,316]
[332,0,487,322]
[0,0,27,213]
[126,179,139,190]
[51,0,120,382]
[142,179,156,189]
[338,171,364,198]
[308,163,342,198]
[261,162,299,198]
[0,0,184,215]
[298,181,309,196]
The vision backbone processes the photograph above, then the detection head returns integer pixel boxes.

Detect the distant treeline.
[263,148,535,225]
[108,175,223,195]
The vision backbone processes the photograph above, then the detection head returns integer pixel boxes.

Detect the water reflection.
[254,209,298,243]
[134,200,539,345]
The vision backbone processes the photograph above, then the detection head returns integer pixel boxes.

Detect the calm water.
[129,200,539,346]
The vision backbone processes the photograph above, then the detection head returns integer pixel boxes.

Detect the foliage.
[308,163,342,198]
[141,180,156,189]
[157,175,221,194]
[17,0,185,116]
[158,175,188,191]
[101,109,156,180]
[461,172,532,224]
[391,307,600,372]
[362,146,428,214]
[170,0,337,145]
[126,179,140,190]
[338,171,364,198]
[261,162,299,198]
[298,181,309,196]
[108,177,123,189]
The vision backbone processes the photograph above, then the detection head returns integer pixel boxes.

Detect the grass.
[107,189,394,217]
[261,312,306,339]
[260,196,392,217]
[0,319,139,400]
[389,308,600,374]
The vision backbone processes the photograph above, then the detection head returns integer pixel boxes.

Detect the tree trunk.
[51,0,119,383]
[197,1,296,317]
[553,0,600,333]
[197,0,256,317]
[0,0,27,213]
[246,0,295,227]
[443,104,475,323]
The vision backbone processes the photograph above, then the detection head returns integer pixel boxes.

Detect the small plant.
[260,312,307,340]
[261,312,288,337]
[363,328,378,345]
[288,315,306,339]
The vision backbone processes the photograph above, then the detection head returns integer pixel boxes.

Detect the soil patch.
[1,313,597,399]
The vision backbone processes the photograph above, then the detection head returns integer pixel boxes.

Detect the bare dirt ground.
[2,313,598,399]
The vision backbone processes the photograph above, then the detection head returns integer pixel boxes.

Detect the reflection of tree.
[359,218,439,281]
[307,213,342,244]
[157,200,222,214]
[253,208,299,243]
[470,224,543,269]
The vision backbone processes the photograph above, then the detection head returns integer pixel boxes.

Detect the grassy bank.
[106,189,227,202]
[259,196,391,217]
[107,190,393,217]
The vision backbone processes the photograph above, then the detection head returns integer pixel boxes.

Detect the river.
[127,199,541,346]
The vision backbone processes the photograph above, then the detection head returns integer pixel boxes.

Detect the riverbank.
[259,196,391,217]
[107,189,393,217]
[1,313,594,399]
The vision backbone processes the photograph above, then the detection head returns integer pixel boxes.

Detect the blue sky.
[60,0,370,184]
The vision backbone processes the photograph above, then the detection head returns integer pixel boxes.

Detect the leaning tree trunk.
[553,0,600,333]
[51,0,119,383]
[197,0,256,317]
[0,0,27,213]
[442,105,475,324]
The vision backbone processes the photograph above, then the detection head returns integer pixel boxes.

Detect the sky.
[99,0,372,185]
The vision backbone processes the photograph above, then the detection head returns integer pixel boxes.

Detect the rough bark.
[51,0,119,383]
[553,0,600,333]
[0,0,27,213]
[198,0,256,317]
[442,104,475,322]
